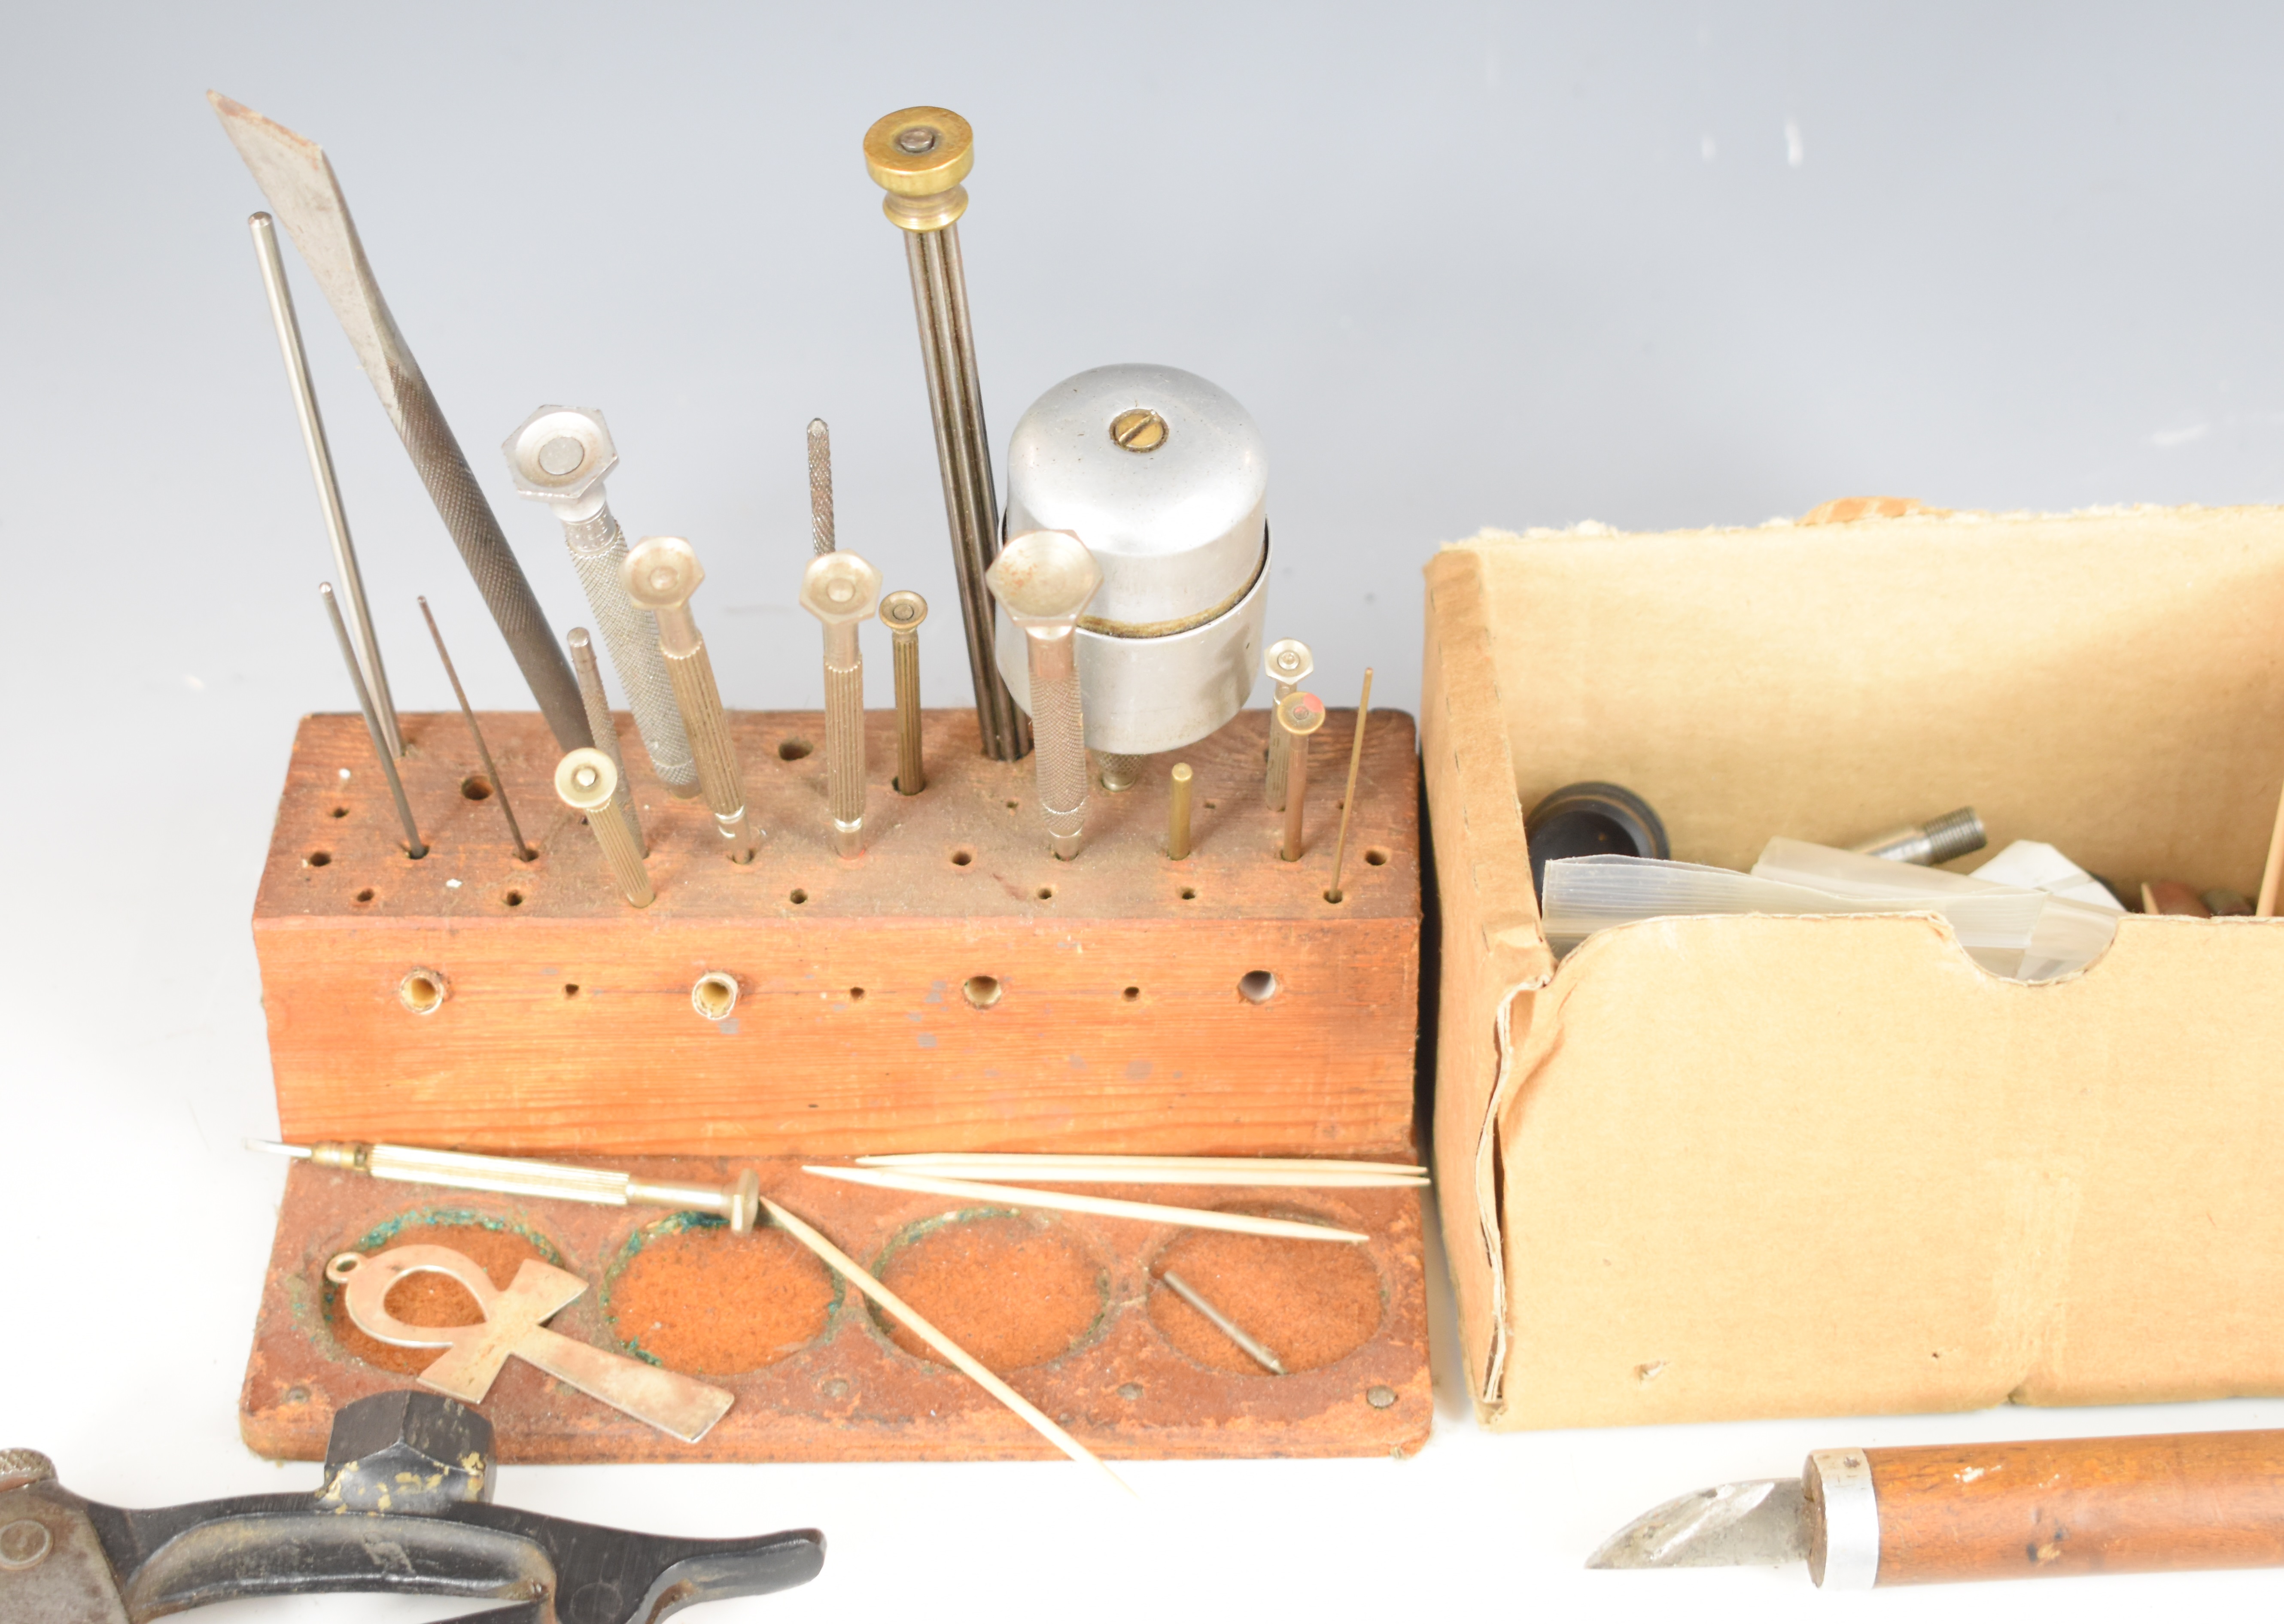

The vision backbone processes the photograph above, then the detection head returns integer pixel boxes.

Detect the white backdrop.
[3,3,2281,1618]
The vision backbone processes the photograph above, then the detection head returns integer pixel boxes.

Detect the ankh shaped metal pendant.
[328,1243,734,1442]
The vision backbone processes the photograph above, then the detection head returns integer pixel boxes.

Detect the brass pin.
[1275,691,1327,862]
[1326,667,1374,902]
[1167,763,1194,860]
[566,627,645,857]
[882,590,928,795]
[420,597,533,862]
[556,747,653,907]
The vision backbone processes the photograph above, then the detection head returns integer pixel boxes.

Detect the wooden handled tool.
[1590,1429,2284,1588]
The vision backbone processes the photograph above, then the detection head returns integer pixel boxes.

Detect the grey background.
[5,6,2281,1620]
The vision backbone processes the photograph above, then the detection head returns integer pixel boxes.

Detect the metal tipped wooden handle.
[1806,1430,2284,1587]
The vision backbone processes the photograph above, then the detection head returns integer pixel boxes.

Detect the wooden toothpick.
[805,1166,1369,1242]
[759,1196,1133,1496]
[1326,668,1374,903]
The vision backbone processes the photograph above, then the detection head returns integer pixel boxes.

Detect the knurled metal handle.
[589,794,655,907]
[664,640,755,856]
[1264,680,1296,810]
[892,631,925,795]
[564,507,698,795]
[1028,652,1088,856]
[824,652,865,832]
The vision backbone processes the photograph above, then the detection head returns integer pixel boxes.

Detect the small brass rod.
[1326,668,1374,902]
[1167,762,1194,860]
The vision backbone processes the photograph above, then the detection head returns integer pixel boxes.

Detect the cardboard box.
[1422,505,2284,1430]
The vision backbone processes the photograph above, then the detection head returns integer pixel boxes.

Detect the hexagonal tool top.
[505,407,700,797]
[209,93,590,753]
[0,1390,823,1620]
[986,530,1102,859]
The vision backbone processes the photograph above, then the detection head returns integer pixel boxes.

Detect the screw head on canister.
[555,747,620,812]
[864,106,973,231]
[1110,407,1168,453]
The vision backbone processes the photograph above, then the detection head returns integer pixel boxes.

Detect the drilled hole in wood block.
[1238,970,1279,1004]
[563,984,580,998]
[691,972,739,1021]
[354,888,375,904]
[461,776,493,801]
[307,851,331,868]
[1179,886,1198,900]
[328,806,348,819]
[322,1215,560,1376]
[950,848,974,867]
[1035,886,1055,901]
[872,1211,1105,1370]
[848,987,866,1001]
[1149,1217,1383,1375]
[398,969,447,1015]
[502,890,524,908]
[1364,848,1390,867]
[777,738,813,761]
[788,889,808,905]
[963,975,1002,1009]
[604,1215,837,1376]
[1122,986,1141,1002]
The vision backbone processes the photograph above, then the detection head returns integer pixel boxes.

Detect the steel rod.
[419,596,532,860]
[321,583,424,858]
[251,211,400,758]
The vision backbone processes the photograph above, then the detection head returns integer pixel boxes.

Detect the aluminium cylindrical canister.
[995,363,1268,754]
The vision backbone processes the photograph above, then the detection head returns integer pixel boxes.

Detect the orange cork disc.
[605,1219,838,1376]
[873,1212,1106,1370]
[1149,1218,1384,1375]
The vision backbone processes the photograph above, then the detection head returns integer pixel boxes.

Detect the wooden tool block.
[253,707,1420,1156]
[240,1159,1433,1462]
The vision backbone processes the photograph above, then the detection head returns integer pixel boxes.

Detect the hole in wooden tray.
[328,806,349,819]
[1238,970,1279,1004]
[789,889,809,906]
[322,1214,563,1376]
[950,848,974,867]
[778,738,813,761]
[848,987,866,1001]
[502,890,524,908]
[563,983,580,998]
[354,888,375,904]
[1004,800,1019,812]
[461,776,493,801]
[604,1214,838,1376]
[1364,848,1390,867]
[871,1211,1106,1371]
[1148,1215,1384,1375]
[1122,986,1141,1002]
[307,851,331,868]
[1179,886,1198,901]
[963,975,1002,1009]
[1035,885,1055,901]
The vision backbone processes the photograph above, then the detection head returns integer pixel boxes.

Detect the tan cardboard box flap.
[1422,506,2284,1430]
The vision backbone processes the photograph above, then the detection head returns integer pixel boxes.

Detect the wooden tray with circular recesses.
[240,1157,1432,1462]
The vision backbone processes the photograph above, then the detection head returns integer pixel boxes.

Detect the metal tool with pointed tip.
[506,406,699,796]
[211,93,589,753]
[882,590,928,794]
[864,106,1028,763]
[623,536,756,862]
[1590,1429,2284,1588]
[1849,805,1986,866]
[250,1138,765,1232]
[807,418,835,555]
[986,530,1103,859]
[557,747,653,907]
[1262,639,1314,811]
[249,211,399,759]
[799,551,882,856]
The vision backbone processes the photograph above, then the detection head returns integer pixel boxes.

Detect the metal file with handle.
[1589,1428,2284,1588]
[210,92,590,753]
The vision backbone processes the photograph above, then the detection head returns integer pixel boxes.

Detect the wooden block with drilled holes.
[253,707,1419,1156]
